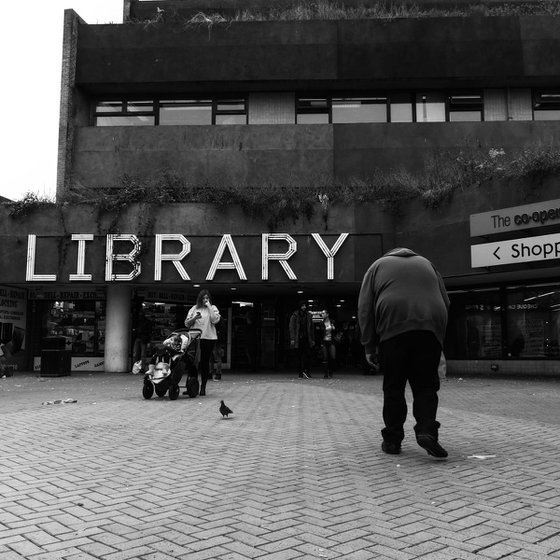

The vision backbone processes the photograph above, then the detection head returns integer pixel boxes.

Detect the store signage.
[471,233,560,268]
[25,232,350,283]
[0,285,27,350]
[470,199,560,237]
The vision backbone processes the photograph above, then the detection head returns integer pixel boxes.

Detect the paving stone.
[1,372,560,559]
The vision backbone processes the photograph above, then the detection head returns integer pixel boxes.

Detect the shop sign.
[28,289,105,300]
[33,356,105,372]
[25,232,352,283]
[470,199,560,237]
[0,285,26,350]
[135,289,189,303]
[471,233,560,268]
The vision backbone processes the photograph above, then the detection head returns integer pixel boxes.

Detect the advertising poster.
[0,285,26,351]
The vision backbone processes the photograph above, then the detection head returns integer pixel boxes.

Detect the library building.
[1,0,560,377]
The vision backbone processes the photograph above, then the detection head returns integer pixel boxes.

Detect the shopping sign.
[471,233,560,268]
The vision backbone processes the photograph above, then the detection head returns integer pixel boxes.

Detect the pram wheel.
[142,381,154,399]
[155,384,167,398]
[185,375,199,398]
[169,384,180,400]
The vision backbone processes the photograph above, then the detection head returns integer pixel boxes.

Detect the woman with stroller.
[184,289,220,396]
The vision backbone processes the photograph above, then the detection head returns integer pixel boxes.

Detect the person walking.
[319,309,337,378]
[358,247,450,458]
[184,289,220,396]
[289,300,315,378]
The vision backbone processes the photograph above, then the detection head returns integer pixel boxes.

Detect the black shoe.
[416,434,448,458]
[299,373,304,378]
[382,441,401,455]
[199,388,206,396]
[302,372,312,379]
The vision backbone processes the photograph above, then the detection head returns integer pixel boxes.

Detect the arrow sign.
[471,233,560,268]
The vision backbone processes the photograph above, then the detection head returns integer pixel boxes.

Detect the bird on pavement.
[220,400,233,418]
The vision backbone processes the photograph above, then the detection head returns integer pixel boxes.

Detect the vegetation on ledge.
[6,144,560,228]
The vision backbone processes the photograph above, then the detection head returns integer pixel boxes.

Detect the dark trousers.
[379,330,442,444]
[199,339,215,389]
[296,338,311,374]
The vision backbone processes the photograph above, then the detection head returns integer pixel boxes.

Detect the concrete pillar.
[104,285,132,372]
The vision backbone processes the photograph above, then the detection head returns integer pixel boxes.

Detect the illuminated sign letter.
[207,234,247,281]
[262,233,297,280]
[154,234,191,281]
[105,234,141,281]
[311,233,349,280]
[69,234,94,281]
[26,235,57,281]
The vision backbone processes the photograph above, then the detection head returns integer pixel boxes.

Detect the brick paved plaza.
[1,371,560,559]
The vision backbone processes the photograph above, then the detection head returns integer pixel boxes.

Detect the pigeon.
[220,400,233,418]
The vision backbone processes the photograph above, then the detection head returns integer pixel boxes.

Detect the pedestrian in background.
[185,289,220,396]
[289,300,315,378]
[358,247,450,458]
[319,308,337,378]
[132,309,153,370]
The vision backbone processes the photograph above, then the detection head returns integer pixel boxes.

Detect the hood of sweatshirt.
[383,247,418,258]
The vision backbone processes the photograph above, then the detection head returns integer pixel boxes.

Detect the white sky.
[0,1,124,201]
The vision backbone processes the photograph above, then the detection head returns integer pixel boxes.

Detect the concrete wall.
[4,176,560,288]
[70,120,560,189]
[75,17,560,91]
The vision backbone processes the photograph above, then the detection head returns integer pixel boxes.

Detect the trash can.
[41,336,71,377]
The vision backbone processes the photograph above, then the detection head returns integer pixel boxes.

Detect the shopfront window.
[505,285,560,358]
[45,300,105,355]
[446,289,503,359]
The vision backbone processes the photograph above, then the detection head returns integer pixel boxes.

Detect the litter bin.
[41,336,71,377]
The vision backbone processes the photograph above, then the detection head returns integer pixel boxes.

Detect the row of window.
[447,283,560,360]
[94,90,560,126]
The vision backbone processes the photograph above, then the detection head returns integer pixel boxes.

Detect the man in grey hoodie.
[358,248,450,458]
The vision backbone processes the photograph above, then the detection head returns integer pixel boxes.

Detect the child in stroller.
[142,328,201,400]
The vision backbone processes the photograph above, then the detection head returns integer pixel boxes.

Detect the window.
[159,99,212,125]
[446,289,503,359]
[94,100,155,126]
[416,93,446,122]
[332,97,387,123]
[389,93,413,122]
[297,98,330,124]
[448,92,483,122]
[505,286,560,358]
[214,98,247,125]
[533,90,560,121]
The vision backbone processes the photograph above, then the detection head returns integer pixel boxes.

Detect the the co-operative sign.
[470,199,560,268]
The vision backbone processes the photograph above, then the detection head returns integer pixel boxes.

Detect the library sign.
[470,199,560,268]
[24,232,363,283]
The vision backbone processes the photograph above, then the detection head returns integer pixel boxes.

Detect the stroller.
[142,328,201,400]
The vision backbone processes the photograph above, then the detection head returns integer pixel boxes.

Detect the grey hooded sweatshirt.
[357,248,450,355]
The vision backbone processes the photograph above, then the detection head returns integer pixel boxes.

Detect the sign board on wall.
[470,199,560,237]
[0,285,27,350]
[33,356,105,372]
[471,233,560,268]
